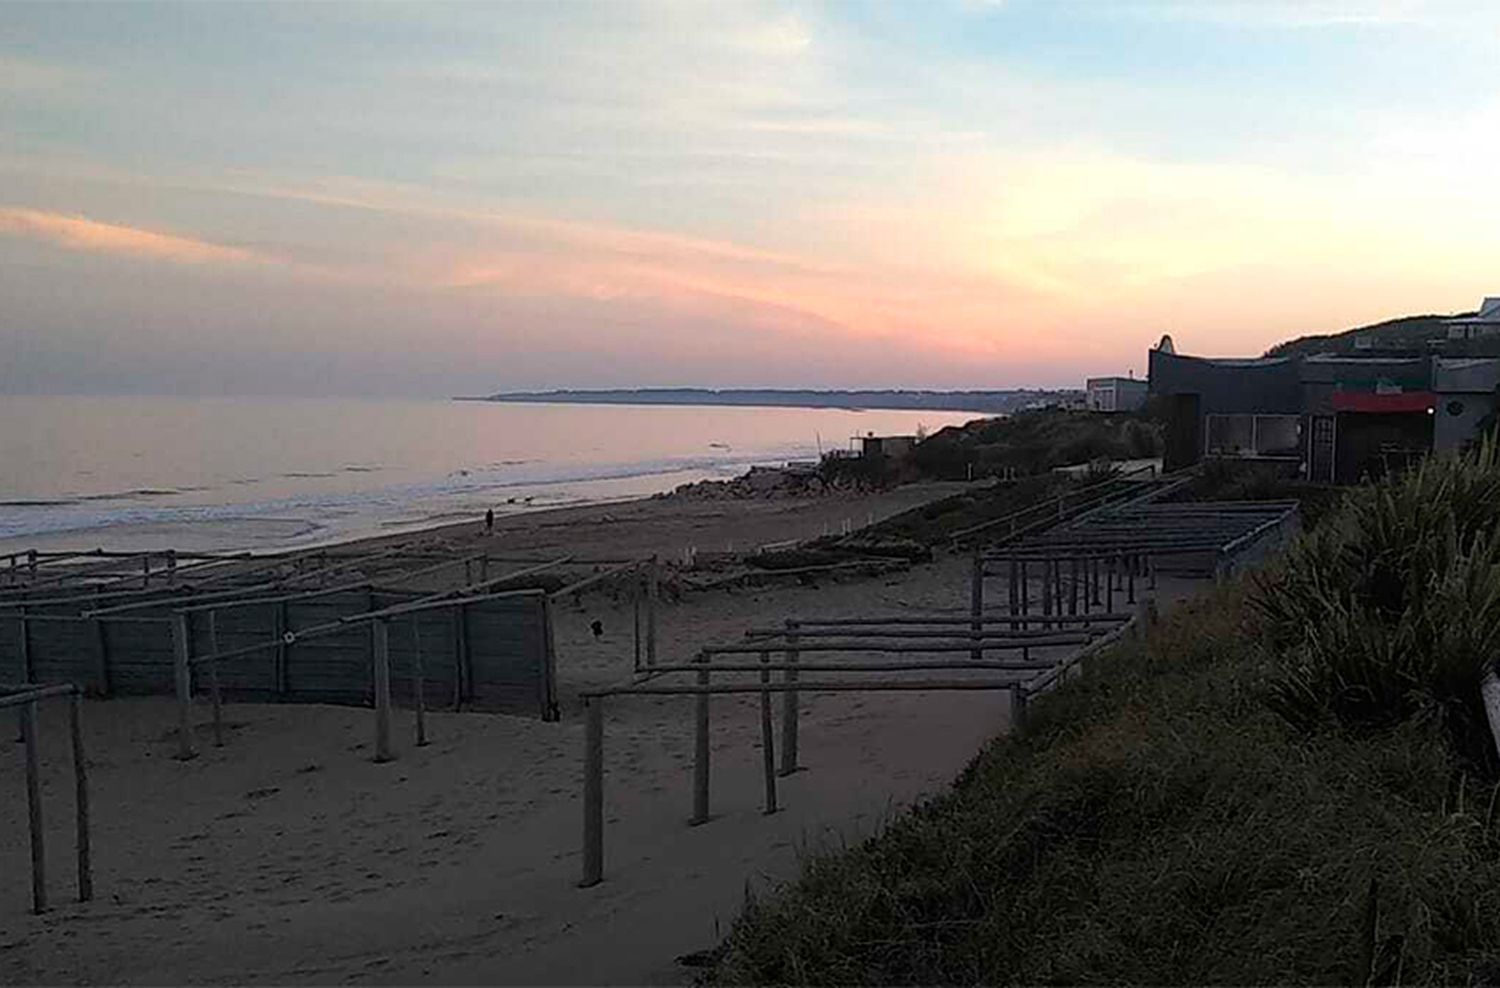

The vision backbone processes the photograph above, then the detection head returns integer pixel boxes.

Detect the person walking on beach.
[485,508,494,533]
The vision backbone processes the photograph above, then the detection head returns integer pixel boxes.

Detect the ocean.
[0,395,978,553]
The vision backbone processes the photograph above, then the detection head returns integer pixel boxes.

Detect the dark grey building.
[1147,343,1463,483]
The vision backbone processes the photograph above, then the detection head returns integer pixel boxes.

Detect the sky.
[3,0,1499,397]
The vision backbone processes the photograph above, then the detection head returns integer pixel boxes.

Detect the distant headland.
[459,388,1082,414]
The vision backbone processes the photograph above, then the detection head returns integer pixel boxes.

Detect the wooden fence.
[0,589,555,719]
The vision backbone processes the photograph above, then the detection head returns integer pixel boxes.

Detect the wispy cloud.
[0,208,267,265]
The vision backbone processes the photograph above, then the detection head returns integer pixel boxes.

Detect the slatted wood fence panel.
[0,592,555,718]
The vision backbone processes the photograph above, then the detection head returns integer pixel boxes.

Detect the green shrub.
[1252,437,1500,774]
[711,589,1500,985]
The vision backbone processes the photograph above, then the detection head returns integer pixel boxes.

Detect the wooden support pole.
[1069,558,1079,616]
[1019,561,1029,617]
[208,610,224,748]
[18,606,32,681]
[645,556,659,668]
[411,617,428,747]
[92,617,111,697]
[1056,559,1065,619]
[691,651,710,825]
[22,700,47,913]
[778,621,800,776]
[1127,553,1137,605]
[632,570,642,673]
[1008,559,1018,632]
[372,618,394,763]
[273,601,290,697]
[1041,559,1053,630]
[1106,556,1115,613]
[760,650,777,814]
[172,613,197,761]
[69,692,93,902]
[1009,685,1028,733]
[456,601,472,703]
[969,550,983,661]
[580,696,603,887]
[16,607,30,743]
[450,604,464,711]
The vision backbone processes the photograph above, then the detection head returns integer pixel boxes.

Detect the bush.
[1252,437,1500,774]
[711,588,1500,984]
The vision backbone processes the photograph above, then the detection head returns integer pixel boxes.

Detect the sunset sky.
[3,1,1499,397]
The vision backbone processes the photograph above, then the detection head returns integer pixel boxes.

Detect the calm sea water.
[0,396,977,553]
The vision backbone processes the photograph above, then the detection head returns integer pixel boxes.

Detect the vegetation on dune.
[1171,458,1347,530]
[710,443,1500,986]
[863,473,1068,546]
[1255,438,1500,776]
[910,408,1162,480]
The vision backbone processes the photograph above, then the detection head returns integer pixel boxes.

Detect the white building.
[1445,297,1500,340]
[1433,357,1500,451]
[1085,376,1148,412]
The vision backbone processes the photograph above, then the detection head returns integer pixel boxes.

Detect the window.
[1206,413,1301,458]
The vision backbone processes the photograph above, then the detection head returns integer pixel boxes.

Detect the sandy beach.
[1,481,1197,984]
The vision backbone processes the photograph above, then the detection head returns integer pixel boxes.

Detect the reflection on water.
[0,396,978,552]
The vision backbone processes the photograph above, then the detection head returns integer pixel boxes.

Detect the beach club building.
[1148,336,1500,483]
[1085,375,1149,412]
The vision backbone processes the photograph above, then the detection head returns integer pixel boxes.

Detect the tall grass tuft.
[1252,436,1500,773]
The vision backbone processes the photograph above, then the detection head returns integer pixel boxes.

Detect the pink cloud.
[0,208,266,266]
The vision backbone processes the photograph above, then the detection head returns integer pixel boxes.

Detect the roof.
[1434,357,1500,393]
[1443,296,1500,325]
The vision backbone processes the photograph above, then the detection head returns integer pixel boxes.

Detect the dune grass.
[710,465,1500,984]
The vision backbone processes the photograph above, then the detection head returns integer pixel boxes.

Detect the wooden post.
[969,550,983,661]
[1106,556,1115,613]
[166,549,177,585]
[372,618,393,763]
[645,555,659,668]
[1019,560,1031,663]
[69,692,93,902]
[480,554,489,582]
[580,696,603,887]
[1009,685,1028,733]
[779,621,800,776]
[411,617,428,747]
[1069,558,1079,616]
[172,612,197,760]
[208,610,224,748]
[691,650,710,825]
[141,553,151,588]
[1127,553,1137,605]
[27,549,38,579]
[15,607,30,744]
[1008,559,1018,632]
[22,700,46,913]
[632,569,643,673]
[92,617,112,697]
[1041,559,1053,630]
[18,605,32,681]
[1148,555,1157,591]
[456,601,472,704]
[760,650,777,814]
[450,605,464,711]
[273,601,290,697]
